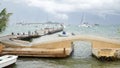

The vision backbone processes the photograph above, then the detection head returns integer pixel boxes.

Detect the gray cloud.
[4,0,120,19]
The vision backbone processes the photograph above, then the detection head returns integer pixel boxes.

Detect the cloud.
[5,0,120,19]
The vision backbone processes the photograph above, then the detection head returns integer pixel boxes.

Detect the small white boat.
[79,23,92,28]
[58,31,69,37]
[0,55,18,68]
[58,34,69,37]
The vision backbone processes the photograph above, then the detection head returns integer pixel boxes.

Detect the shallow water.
[1,24,120,68]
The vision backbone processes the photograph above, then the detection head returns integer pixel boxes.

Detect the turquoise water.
[1,23,120,68]
[1,24,120,39]
[64,25,120,39]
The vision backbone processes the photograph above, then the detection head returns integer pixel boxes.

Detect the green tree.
[0,8,12,32]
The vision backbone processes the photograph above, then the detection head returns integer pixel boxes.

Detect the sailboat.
[78,14,92,27]
[79,22,92,27]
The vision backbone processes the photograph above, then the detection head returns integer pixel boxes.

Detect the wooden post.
[17,33,20,35]
[0,44,4,53]
[28,31,31,36]
[63,48,66,55]
[11,32,14,35]
[23,32,25,35]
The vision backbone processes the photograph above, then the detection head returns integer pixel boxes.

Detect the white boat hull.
[79,24,92,27]
[0,55,18,68]
[58,34,68,37]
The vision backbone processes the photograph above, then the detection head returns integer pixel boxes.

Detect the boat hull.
[0,55,18,68]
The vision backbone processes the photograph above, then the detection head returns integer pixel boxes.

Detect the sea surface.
[1,23,120,68]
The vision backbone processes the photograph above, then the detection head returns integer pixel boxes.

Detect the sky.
[0,0,120,25]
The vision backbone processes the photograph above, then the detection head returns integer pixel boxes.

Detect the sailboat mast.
[80,13,84,24]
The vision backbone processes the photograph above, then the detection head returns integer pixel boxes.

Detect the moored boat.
[79,23,92,27]
[0,55,18,68]
[58,31,69,37]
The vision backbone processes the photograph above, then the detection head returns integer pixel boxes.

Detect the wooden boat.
[0,55,18,68]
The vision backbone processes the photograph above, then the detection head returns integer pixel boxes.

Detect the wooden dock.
[0,34,120,59]
[0,44,3,53]
[0,26,69,57]
[2,48,70,57]
[0,39,72,57]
